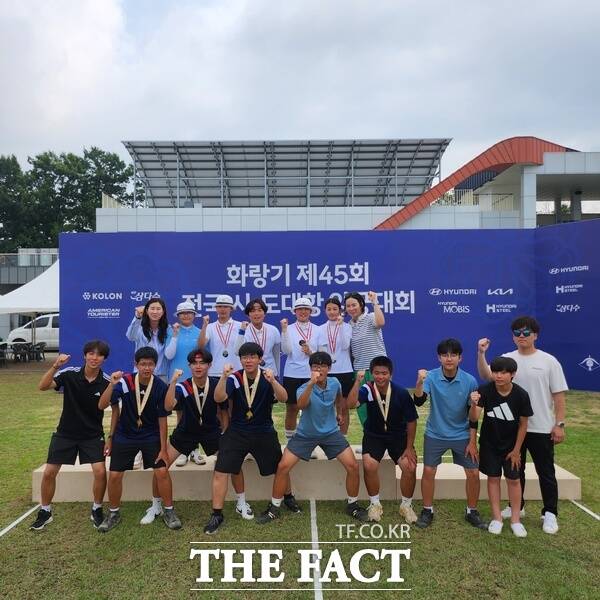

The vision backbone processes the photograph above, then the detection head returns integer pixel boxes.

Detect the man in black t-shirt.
[97,346,181,532]
[469,356,533,538]
[204,342,294,534]
[30,340,111,531]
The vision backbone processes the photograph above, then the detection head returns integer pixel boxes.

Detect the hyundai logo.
[429,288,442,296]
[549,268,560,275]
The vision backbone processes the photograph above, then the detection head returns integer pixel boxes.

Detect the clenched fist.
[280,318,288,330]
[172,323,180,336]
[171,369,184,384]
[202,315,210,326]
[110,371,123,385]
[53,354,71,369]
[367,291,378,304]
[355,370,366,385]
[470,390,481,406]
[416,369,428,384]
[222,363,234,377]
[135,306,145,319]
[241,321,249,330]
[263,368,275,383]
[478,338,490,354]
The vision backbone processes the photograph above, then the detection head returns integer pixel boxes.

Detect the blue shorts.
[423,434,478,469]
[287,430,349,462]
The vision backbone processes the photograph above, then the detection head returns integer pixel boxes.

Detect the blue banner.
[59,222,600,390]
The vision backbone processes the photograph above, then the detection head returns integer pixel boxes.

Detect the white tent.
[0,260,59,314]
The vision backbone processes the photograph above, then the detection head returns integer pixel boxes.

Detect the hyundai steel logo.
[429,288,442,296]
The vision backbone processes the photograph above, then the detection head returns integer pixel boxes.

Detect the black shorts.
[362,432,407,464]
[283,377,309,405]
[47,432,105,465]
[109,440,166,471]
[331,372,354,397]
[215,428,282,476]
[478,444,520,480]
[170,430,220,457]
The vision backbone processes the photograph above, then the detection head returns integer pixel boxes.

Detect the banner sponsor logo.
[487,288,513,296]
[579,356,600,372]
[437,301,470,314]
[82,291,123,301]
[486,303,517,314]
[130,290,162,302]
[87,308,121,319]
[429,288,476,296]
[556,284,583,294]
[556,304,581,313]
[548,265,589,275]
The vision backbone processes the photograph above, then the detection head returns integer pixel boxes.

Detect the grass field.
[0,370,599,599]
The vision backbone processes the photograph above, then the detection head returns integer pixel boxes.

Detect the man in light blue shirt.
[257,351,368,523]
[413,338,486,531]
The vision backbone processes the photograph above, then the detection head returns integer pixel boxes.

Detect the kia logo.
[429,288,442,296]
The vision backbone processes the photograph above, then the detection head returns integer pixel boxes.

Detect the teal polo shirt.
[423,367,478,441]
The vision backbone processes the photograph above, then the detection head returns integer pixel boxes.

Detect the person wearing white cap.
[199,294,242,378]
[164,301,205,467]
[281,296,315,442]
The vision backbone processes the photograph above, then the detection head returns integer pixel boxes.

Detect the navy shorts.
[479,443,520,480]
[46,432,105,465]
[215,429,282,476]
[362,432,407,463]
[109,440,166,471]
[423,434,478,469]
[283,377,310,405]
[169,430,220,457]
[286,430,350,461]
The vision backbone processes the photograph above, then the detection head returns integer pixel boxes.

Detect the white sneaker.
[511,522,527,538]
[399,503,418,524]
[133,451,143,470]
[140,505,162,525]
[542,511,559,534]
[500,505,525,520]
[175,454,188,467]
[235,501,254,520]
[189,450,206,465]
[488,519,503,535]
[368,503,383,522]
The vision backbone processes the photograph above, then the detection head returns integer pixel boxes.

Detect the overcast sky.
[1,0,599,176]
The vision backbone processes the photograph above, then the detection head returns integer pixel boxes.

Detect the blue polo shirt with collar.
[296,377,341,437]
[422,367,478,440]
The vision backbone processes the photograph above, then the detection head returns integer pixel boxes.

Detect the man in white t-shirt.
[477,315,567,534]
[199,294,242,377]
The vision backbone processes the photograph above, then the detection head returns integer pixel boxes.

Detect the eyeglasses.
[191,361,208,365]
[512,328,532,337]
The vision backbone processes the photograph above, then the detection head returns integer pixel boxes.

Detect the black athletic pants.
[519,432,558,516]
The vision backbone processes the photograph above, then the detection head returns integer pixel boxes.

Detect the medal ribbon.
[134,373,154,426]
[243,369,261,413]
[373,383,391,430]
[295,322,313,343]
[249,324,266,351]
[327,321,341,354]
[192,378,210,423]
[215,320,234,349]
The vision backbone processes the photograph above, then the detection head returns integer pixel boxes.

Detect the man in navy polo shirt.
[257,351,368,524]
[97,346,181,532]
[30,340,111,531]
[348,355,418,523]
[413,338,486,530]
[204,342,295,534]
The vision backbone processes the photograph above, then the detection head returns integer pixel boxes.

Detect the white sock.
[466,506,476,514]
[285,429,296,441]
[401,496,412,507]
[163,505,173,511]
[236,492,246,507]
[110,507,120,513]
[423,505,433,512]
[369,495,381,505]
[271,497,283,507]
[92,502,103,510]
[152,497,162,511]
[42,504,51,512]
[347,496,358,504]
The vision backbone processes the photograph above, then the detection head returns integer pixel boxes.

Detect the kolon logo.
[82,291,123,301]
[429,288,442,296]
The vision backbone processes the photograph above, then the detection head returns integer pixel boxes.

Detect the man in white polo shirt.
[281,297,315,443]
[477,315,568,534]
[199,294,242,377]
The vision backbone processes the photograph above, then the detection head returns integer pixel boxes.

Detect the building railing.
[434,190,516,211]
[0,252,58,268]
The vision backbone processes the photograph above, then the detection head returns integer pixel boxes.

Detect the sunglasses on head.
[512,328,532,337]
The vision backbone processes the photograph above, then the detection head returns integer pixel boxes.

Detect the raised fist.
[241,321,249,330]
[202,315,210,326]
[280,318,288,330]
[135,306,145,319]
[356,370,366,384]
[417,369,428,384]
[172,323,180,336]
[310,371,320,384]
[337,315,344,325]
[53,353,71,369]
[478,338,490,354]
[171,369,184,383]
[367,291,378,304]
[470,390,481,406]
[110,371,123,385]
[263,368,275,383]
[222,363,234,377]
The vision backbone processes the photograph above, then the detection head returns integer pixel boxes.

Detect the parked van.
[7,313,59,350]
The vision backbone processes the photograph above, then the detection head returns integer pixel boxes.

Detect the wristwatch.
[555,421,565,428]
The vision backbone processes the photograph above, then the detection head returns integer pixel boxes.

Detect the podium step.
[31,445,581,502]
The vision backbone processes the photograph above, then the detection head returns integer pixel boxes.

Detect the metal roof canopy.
[123,139,451,208]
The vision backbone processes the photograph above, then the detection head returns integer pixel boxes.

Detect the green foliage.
[0,148,138,251]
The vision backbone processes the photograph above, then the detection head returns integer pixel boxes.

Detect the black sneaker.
[415,508,434,529]
[203,513,224,535]
[256,503,281,524]
[163,508,182,530]
[465,509,488,530]
[90,506,104,529]
[346,502,369,522]
[98,510,121,533]
[30,509,53,531]
[283,495,301,514]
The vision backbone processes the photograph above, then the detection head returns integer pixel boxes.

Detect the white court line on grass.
[310,498,323,600]
[0,504,40,538]
[570,500,600,520]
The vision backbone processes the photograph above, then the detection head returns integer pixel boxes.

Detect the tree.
[0,155,33,252]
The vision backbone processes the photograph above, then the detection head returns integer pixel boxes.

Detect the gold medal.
[246,410,253,420]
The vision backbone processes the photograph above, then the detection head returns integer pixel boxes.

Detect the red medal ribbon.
[295,321,312,343]
[327,321,341,355]
[215,320,234,349]
[249,324,267,351]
